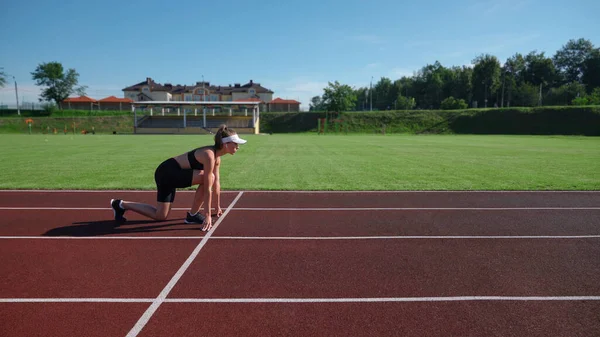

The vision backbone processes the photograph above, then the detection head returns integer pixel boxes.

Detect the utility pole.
[370,76,373,111]
[501,70,505,108]
[14,76,20,116]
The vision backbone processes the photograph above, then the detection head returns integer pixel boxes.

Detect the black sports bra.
[186,147,215,170]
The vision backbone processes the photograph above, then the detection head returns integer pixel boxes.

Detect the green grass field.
[0,134,598,190]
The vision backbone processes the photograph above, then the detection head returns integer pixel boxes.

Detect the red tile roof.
[63,96,97,103]
[98,96,133,103]
[270,98,300,104]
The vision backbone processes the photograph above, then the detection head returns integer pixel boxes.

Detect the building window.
[249,89,255,95]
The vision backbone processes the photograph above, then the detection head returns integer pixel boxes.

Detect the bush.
[440,96,468,110]
[571,88,600,106]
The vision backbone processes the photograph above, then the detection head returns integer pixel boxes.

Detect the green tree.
[472,54,501,108]
[502,53,526,107]
[523,51,556,105]
[444,66,473,106]
[31,62,87,106]
[322,81,357,112]
[373,77,394,110]
[0,69,7,87]
[582,48,600,92]
[553,38,595,83]
[353,87,369,111]
[309,95,324,111]
[572,87,600,105]
[413,61,449,109]
[544,82,587,106]
[513,82,539,107]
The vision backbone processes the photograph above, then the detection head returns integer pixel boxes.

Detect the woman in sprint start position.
[110,125,246,231]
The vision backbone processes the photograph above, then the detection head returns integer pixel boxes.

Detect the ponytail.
[214,124,236,149]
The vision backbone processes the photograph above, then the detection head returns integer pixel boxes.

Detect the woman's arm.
[213,158,223,217]
[201,153,215,231]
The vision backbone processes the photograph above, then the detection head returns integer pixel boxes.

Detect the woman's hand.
[216,207,223,217]
[202,214,212,232]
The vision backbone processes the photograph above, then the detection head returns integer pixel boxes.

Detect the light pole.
[13,76,20,116]
[370,76,373,111]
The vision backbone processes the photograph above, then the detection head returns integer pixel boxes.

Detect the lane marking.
[124,191,244,337]
[1,296,599,303]
[0,298,153,303]
[232,207,600,211]
[211,235,600,240]
[0,236,205,239]
[2,235,599,240]
[1,190,598,193]
[1,207,599,211]
[163,296,600,302]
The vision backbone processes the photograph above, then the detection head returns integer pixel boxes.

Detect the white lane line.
[2,235,599,240]
[163,296,600,302]
[211,235,600,240]
[0,190,239,193]
[0,236,205,239]
[1,296,599,303]
[1,190,598,193]
[232,207,600,211]
[124,191,244,337]
[1,207,599,211]
[0,298,154,303]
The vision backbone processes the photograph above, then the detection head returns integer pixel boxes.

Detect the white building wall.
[258,93,273,103]
[124,91,138,100]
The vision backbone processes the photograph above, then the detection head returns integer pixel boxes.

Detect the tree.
[373,77,394,110]
[321,81,357,112]
[394,95,416,110]
[309,96,324,111]
[523,51,556,105]
[553,38,595,84]
[503,53,526,107]
[582,48,600,92]
[544,82,586,106]
[0,70,7,87]
[353,87,369,111]
[446,66,473,105]
[472,54,501,107]
[31,62,87,106]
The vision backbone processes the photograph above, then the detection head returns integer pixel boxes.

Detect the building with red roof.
[61,95,133,111]
[268,97,301,112]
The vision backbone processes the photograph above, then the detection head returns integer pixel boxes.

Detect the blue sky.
[1,0,598,109]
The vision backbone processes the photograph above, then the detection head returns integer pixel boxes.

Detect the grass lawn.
[0,133,598,190]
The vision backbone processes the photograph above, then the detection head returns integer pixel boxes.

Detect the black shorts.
[154,158,194,203]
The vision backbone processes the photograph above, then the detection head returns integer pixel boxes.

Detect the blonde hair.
[214,124,236,150]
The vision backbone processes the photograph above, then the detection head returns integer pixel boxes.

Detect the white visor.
[222,134,247,144]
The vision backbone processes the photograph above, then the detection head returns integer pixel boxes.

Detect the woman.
[110,125,246,232]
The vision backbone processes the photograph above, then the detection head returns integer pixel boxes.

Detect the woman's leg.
[121,200,171,221]
[190,170,205,215]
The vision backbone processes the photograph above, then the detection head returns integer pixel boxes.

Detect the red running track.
[0,190,599,337]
